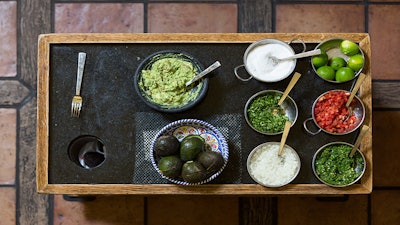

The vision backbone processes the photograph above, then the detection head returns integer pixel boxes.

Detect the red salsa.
[314,90,357,134]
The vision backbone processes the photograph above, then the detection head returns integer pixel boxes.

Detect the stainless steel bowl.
[312,141,366,187]
[247,142,301,187]
[312,38,365,83]
[303,89,365,135]
[234,39,305,82]
[245,90,298,135]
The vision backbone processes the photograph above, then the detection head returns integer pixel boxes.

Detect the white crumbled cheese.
[248,143,299,187]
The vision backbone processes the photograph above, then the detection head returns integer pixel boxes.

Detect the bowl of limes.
[311,39,365,83]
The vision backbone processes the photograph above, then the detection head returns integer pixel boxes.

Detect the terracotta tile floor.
[1,1,400,224]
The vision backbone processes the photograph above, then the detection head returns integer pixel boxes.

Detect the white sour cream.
[246,43,295,82]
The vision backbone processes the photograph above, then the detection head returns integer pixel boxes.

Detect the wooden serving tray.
[37,33,372,195]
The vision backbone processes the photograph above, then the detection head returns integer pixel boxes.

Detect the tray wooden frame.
[37,33,372,195]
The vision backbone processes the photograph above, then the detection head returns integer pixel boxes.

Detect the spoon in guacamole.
[185,61,221,87]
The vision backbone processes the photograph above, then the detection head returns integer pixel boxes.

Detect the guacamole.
[315,144,364,186]
[139,57,202,108]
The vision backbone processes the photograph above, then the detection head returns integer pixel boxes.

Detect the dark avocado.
[181,161,207,183]
[157,155,182,178]
[154,135,180,157]
[180,135,206,161]
[197,151,225,175]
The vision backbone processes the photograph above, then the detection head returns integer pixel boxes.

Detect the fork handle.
[75,52,86,95]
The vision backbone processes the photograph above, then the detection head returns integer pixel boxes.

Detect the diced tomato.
[314,90,357,134]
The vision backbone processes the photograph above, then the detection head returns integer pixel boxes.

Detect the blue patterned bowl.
[150,119,229,185]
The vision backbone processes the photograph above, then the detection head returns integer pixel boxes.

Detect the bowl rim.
[150,118,229,185]
[312,38,365,84]
[310,89,365,135]
[244,89,298,135]
[246,142,301,187]
[133,50,209,113]
[312,141,366,187]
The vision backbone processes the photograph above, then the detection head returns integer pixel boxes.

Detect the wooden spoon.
[349,124,369,158]
[346,73,366,108]
[278,72,301,106]
[278,121,292,156]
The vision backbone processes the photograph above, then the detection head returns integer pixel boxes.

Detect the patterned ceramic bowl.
[150,119,229,185]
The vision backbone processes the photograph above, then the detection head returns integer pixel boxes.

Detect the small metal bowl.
[312,142,366,187]
[311,38,365,83]
[134,50,209,113]
[244,90,298,135]
[303,89,365,135]
[234,38,305,82]
[247,142,301,187]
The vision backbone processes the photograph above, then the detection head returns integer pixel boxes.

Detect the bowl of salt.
[234,39,305,83]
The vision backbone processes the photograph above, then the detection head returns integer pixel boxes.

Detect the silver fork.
[71,52,86,117]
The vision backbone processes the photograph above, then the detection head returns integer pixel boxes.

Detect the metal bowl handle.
[288,38,306,53]
[303,118,321,135]
[234,64,253,81]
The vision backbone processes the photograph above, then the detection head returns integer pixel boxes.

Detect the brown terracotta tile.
[53,195,145,225]
[0,1,17,77]
[148,3,238,33]
[276,4,365,33]
[369,5,400,80]
[54,3,144,33]
[372,111,400,187]
[0,187,16,224]
[151,0,233,1]
[370,0,400,2]
[371,190,400,225]
[279,0,360,1]
[277,195,369,225]
[0,108,16,185]
[147,196,239,225]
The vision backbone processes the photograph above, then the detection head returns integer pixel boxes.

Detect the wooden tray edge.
[36,33,372,195]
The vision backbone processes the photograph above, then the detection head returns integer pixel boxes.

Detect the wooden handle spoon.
[349,125,369,158]
[278,121,292,156]
[278,72,301,106]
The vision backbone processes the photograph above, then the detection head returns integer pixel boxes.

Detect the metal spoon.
[278,121,292,156]
[269,49,322,66]
[345,73,366,120]
[185,61,221,87]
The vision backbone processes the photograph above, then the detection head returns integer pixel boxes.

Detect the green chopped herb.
[315,144,364,185]
[247,92,288,133]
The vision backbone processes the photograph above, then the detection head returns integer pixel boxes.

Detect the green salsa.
[139,57,202,108]
[315,144,364,186]
[247,92,288,133]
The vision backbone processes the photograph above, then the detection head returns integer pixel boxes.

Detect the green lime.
[329,57,347,70]
[335,67,355,82]
[348,54,364,71]
[340,40,359,56]
[311,50,328,68]
[316,65,336,81]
